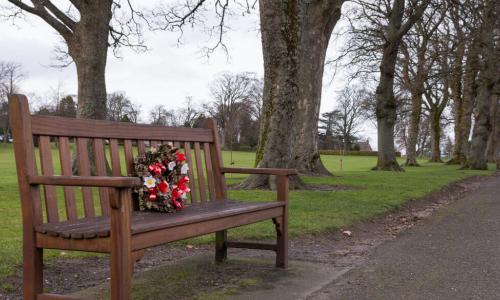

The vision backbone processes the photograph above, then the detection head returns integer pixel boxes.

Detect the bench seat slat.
[35,201,284,239]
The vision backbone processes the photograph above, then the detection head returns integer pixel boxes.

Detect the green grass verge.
[0,143,494,281]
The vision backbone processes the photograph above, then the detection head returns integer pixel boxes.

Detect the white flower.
[181,164,189,174]
[143,176,156,188]
[168,161,176,171]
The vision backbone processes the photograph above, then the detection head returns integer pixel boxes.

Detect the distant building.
[318,134,373,151]
[357,139,372,151]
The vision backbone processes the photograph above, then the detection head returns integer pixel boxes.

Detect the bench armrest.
[28,175,141,188]
[220,167,298,176]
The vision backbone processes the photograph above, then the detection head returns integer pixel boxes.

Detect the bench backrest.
[9,94,227,226]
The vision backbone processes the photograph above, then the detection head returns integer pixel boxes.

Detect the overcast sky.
[0,1,378,148]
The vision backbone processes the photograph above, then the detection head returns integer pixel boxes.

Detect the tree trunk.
[486,94,498,162]
[446,14,466,165]
[243,0,343,189]
[293,1,341,176]
[66,2,112,174]
[466,90,494,170]
[241,0,303,189]
[372,0,413,172]
[68,3,111,119]
[429,109,443,162]
[493,94,500,169]
[463,0,498,170]
[456,41,480,165]
[373,39,403,171]
[404,94,422,166]
[2,116,8,143]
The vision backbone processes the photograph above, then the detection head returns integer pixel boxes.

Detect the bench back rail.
[10,94,227,226]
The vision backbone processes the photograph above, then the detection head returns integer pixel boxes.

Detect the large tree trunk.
[243,0,343,189]
[66,2,112,174]
[492,94,500,169]
[456,41,480,165]
[429,109,443,162]
[241,0,303,189]
[496,98,500,170]
[372,0,416,172]
[293,1,340,175]
[464,0,498,170]
[486,94,498,162]
[373,39,403,171]
[446,7,466,165]
[68,2,111,119]
[446,51,470,165]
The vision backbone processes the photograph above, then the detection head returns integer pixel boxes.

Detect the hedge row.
[319,150,402,157]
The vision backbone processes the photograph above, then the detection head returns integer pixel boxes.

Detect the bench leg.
[275,214,288,268]
[215,230,227,263]
[23,245,43,299]
[110,189,133,300]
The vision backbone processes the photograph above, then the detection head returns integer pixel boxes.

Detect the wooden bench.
[9,94,296,299]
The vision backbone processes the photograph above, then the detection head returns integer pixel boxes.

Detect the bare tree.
[338,0,431,171]
[171,96,201,128]
[204,72,257,148]
[3,0,146,120]
[0,61,24,142]
[56,95,77,118]
[423,77,450,163]
[107,92,140,123]
[445,0,475,165]
[150,105,172,126]
[247,78,264,123]
[399,2,445,166]
[328,86,367,151]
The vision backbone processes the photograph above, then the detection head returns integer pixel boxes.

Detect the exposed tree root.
[445,158,463,165]
[460,161,488,170]
[401,159,420,167]
[428,158,444,163]
[236,174,306,190]
[372,161,405,172]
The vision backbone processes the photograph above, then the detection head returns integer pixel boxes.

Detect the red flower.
[147,162,166,175]
[177,176,189,185]
[148,188,157,201]
[176,151,186,162]
[177,176,191,193]
[171,186,182,199]
[172,198,183,210]
[171,187,185,210]
[157,181,169,193]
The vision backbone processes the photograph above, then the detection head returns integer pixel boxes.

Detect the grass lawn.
[0,143,494,282]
